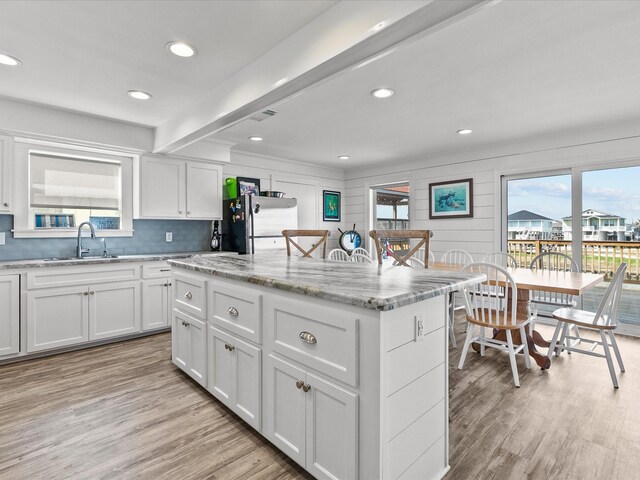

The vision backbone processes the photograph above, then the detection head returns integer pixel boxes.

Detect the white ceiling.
[2,1,640,169]
[212,0,640,168]
[0,0,336,125]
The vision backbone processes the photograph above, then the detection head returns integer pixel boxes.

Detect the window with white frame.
[12,139,135,238]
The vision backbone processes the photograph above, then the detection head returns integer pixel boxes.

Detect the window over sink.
[12,139,135,238]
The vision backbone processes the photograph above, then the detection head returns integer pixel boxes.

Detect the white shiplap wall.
[344,121,640,262]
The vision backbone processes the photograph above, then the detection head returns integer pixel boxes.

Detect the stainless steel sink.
[43,255,119,262]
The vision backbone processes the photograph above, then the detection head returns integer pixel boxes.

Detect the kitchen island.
[168,254,484,480]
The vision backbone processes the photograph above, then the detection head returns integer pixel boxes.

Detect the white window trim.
[12,138,137,238]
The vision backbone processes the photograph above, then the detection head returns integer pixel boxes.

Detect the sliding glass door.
[503,165,640,329]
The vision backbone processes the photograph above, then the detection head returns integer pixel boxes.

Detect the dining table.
[429,262,605,369]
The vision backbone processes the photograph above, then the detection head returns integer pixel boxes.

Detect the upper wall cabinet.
[138,156,222,220]
[0,135,13,212]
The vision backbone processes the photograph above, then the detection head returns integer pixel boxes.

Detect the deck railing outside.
[507,240,640,283]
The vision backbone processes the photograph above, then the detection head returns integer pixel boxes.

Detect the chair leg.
[547,321,564,362]
[519,326,531,369]
[480,327,486,356]
[458,324,475,370]
[556,323,570,357]
[600,330,619,388]
[608,331,625,372]
[449,314,457,348]
[506,330,520,387]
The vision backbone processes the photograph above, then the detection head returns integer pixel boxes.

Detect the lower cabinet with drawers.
[171,269,451,480]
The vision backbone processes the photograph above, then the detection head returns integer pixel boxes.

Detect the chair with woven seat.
[547,262,627,388]
[440,249,474,348]
[529,252,581,342]
[458,262,532,387]
[282,230,330,259]
[368,229,432,268]
[328,248,349,262]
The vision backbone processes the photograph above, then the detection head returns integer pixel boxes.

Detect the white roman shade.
[30,153,121,210]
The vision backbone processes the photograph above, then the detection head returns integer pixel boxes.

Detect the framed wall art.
[323,190,341,222]
[236,177,261,196]
[429,178,473,219]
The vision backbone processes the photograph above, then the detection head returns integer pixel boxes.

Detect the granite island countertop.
[0,251,222,270]
[169,253,486,311]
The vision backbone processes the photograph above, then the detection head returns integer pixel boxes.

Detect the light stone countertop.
[169,253,485,311]
[0,251,219,270]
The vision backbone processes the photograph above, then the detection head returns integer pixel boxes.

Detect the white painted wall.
[344,120,640,261]
[223,151,346,250]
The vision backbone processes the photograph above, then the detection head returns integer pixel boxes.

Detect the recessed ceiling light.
[166,41,197,58]
[128,90,152,100]
[249,136,263,142]
[457,129,473,135]
[371,88,394,99]
[0,53,22,66]
[338,155,350,160]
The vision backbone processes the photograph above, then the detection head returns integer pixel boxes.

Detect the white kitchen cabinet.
[0,274,20,356]
[89,281,140,340]
[139,155,221,220]
[266,354,358,480]
[0,134,12,212]
[27,286,89,352]
[172,309,207,387]
[142,278,171,331]
[207,326,261,430]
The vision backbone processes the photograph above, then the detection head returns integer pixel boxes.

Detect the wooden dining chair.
[281,230,330,259]
[482,251,518,268]
[328,248,349,262]
[529,252,581,342]
[458,262,532,387]
[368,229,432,268]
[440,249,474,348]
[547,263,627,388]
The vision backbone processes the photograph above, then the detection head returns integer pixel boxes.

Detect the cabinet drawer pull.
[227,306,239,317]
[302,383,311,393]
[299,331,317,344]
[295,380,304,390]
[184,291,193,300]
[160,268,171,272]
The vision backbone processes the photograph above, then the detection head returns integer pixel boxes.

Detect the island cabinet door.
[208,326,262,431]
[305,372,358,480]
[172,310,207,387]
[266,354,307,468]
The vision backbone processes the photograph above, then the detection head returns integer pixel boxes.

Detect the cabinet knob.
[224,343,235,351]
[299,331,317,344]
[187,211,191,215]
[83,291,88,296]
[184,291,193,300]
[178,210,184,214]
[2,202,7,207]
[295,380,304,390]
[302,383,311,393]
[90,291,95,295]
[227,306,239,317]
[163,283,168,287]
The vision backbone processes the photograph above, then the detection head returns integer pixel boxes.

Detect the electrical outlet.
[0,232,5,245]
[165,232,173,242]
[415,313,426,342]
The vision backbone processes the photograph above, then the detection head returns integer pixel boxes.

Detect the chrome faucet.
[77,222,96,258]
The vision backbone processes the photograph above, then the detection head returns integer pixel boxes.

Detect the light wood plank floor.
[1,319,639,480]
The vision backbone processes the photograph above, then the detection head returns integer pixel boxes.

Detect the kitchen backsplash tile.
[0,215,212,261]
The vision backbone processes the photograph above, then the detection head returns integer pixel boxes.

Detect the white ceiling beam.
[155,0,500,155]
